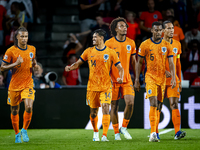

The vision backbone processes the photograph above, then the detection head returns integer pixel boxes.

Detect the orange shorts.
[86,87,112,108]
[7,88,35,106]
[112,80,135,100]
[165,83,180,98]
[146,81,165,102]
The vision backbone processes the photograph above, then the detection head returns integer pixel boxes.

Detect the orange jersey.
[80,46,120,92]
[3,45,36,91]
[138,38,173,85]
[165,39,182,85]
[105,37,136,83]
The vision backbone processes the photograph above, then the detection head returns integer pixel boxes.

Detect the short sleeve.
[2,50,12,64]
[111,50,120,66]
[179,28,185,41]
[140,12,145,21]
[80,48,89,62]
[131,41,136,55]
[138,42,146,57]
[167,43,173,58]
[105,40,111,48]
[178,42,182,55]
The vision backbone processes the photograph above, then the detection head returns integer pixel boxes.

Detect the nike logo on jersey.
[150,49,153,51]
[91,56,95,57]
[114,47,117,49]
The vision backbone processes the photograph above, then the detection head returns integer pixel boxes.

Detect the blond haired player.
[65,29,124,142]
[155,20,186,140]
[1,27,38,143]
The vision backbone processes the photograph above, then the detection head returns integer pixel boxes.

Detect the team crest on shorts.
[173,48,178,56]
[29,52,34,59]
[161,47,167,54]
[148,89,152,95]
[104,54,109,61]
[126,45,131,52]
[153,14,158,19]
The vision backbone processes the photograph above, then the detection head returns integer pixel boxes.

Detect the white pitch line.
[147,128,174,137]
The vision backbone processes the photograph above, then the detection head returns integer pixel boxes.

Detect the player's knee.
[126,100,134,108]
[25,105,32,113]
[90,112,97,118]
[170,102,178,110]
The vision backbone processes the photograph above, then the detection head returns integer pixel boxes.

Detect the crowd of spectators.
[0,0,200,88]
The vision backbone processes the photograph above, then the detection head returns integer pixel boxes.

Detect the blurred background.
[0,0,199,129]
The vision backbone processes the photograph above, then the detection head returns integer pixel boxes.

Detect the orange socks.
[11,114,19,135]
[112,123,119,134]
[149,106,157,133]
[172,109,180,134]
[23,111,32,130]
[156,110,161,133]
[90,115,98,132]
[102,114,110,137]
[122,118,130,128]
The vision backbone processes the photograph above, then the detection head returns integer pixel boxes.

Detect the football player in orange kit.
[135,21,176,142]
[105,17,136,140]
[1,27,38,143]
[65,29,124,142]
[155,20,186,140]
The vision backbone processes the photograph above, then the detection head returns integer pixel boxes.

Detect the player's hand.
[179,82,182,92]
[65,66,71,72]
[117,78,123,84]
[15,55,23,65]
[134,80,140,92]
[171,78,176,89]
[165,70,171,78]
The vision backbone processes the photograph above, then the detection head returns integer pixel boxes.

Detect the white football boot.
[149,132,160,142]
[93,132,100,141]
[120,127,132,140]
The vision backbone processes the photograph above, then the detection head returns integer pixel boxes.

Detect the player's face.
[152,25,162,40]
[92,33,102,46]
[164,23,174,38]
[115,21,127,36]
[17,31,28,46]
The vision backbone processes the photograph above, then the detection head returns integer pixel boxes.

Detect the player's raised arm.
[65,59,84,72]
[0,55,23,72]
[115,63,124,84]
[168,57,176,89]
[134,56,143,92]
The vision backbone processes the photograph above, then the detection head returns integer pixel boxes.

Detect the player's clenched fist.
[65,66,71,72]
[15,55,23,65]
[171,78,176,89]
[134,80,140,92]
[117,78,123,84]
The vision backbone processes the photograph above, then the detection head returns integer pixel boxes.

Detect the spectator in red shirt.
[62,54,81,85]
[191,68,200,86]
[139,0,163,40]
[126,11,141,41]
[0,4,6,48]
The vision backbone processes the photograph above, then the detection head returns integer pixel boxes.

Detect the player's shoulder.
[105,37,115,44]
[172,39,181,45]
[141,38,151,45]
[126,37,135,43]
[84,46,94,53]
[6,45,16,53]
[27,45,36,49]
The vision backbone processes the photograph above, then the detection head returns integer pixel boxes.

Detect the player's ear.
[151,28,153,33]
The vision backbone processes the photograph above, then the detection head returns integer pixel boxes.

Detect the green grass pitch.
[0,129,199,150]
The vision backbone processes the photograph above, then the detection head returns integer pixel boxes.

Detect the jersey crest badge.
[161,47,167,53]
[173,48,178,54]
[126,45,131,51]
[153,14,158,19]
[104,54,109,61]
[29,52,33,59]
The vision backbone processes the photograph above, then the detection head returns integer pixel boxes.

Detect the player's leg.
[8,91,22,143]
[87,91,100,141]
[146,82,159,142]
[100,89,112,141]
[21,88,35,142]
[90,107,100,141]
[110,83,121,140]
[169,97,186,139]
[101,103,110,141]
